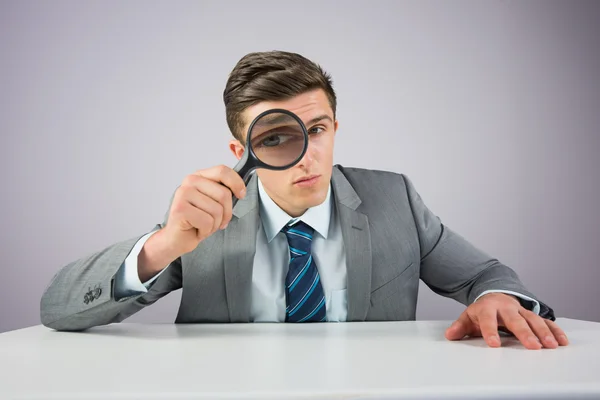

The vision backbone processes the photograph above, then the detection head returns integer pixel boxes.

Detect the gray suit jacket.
[40,165,554,331]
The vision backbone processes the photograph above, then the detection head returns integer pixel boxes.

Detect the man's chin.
[293,188,328,208]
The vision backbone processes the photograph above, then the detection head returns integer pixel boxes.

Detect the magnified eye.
[260,133,292,148]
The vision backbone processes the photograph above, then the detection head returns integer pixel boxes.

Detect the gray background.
[1,0,598,333]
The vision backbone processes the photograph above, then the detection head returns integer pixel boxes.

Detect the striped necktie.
[282,221,327,322]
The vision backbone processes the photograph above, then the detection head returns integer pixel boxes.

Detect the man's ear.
[334,119,339,134]
[229,139,245,160]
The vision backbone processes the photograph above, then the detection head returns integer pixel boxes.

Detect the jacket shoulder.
[334,164,409,187]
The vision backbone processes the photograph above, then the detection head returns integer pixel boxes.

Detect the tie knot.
[282,220,314,255]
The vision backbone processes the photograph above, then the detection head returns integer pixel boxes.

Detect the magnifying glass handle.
[231,170,255,209]
[231,149,255,209]
[232,148,252,179]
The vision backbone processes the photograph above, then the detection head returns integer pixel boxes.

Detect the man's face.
[229,89,338,217]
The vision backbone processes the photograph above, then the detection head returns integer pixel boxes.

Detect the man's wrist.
[138,229,180,282]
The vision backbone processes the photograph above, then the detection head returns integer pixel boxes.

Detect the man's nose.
[296,141,315,168]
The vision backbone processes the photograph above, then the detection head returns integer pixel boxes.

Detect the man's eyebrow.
[257,113,292,126]
[254,113,333,128]
[305,114,333,126]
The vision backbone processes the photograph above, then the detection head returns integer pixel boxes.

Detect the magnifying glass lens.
[249,112,306,168]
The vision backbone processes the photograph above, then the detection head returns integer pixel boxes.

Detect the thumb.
[445,312,473,341]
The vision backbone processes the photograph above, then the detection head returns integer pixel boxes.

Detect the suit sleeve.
[40,192,182,331]
[401,174,555,320]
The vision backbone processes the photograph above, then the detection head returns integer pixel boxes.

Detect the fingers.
[162,165,247,256]
[445,311,475,341]
[195,165,247,200]
[499,308,542,350]
[519,309,559,349]
[186,191,224,234]
[175,183,224,235]
[447,296,569,350]
[176,202,217,239]
[545,318,569,346]
[192,176,234,229]
[181,174,236,229]
[476,308,501,348]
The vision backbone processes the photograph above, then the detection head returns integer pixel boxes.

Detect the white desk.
[1,318,599,399]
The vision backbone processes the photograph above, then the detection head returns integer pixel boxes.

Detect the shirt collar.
[257,176,332,243]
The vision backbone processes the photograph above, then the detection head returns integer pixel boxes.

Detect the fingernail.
[545,335,558,346]
[239,188,246,198]
[489,335,500,345]
[528,336,541,345]
[559,335,569,344]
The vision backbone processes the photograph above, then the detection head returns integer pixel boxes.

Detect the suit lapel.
[223,173,260,322]
[331,167,372,321]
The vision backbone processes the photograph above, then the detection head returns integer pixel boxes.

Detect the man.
[40,50,568,350]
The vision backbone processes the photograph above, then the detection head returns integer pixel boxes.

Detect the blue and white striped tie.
[282,221,327,323]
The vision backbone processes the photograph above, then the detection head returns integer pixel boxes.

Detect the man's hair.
[223,50,337,142]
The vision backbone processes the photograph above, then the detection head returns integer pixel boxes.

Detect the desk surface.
[1,318,599,399]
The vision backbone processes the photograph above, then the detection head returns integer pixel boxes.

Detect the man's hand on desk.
[444,293,569,350]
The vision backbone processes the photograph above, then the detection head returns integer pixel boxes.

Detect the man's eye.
[309,126,324,135]
[260,134,292,147]
[261,135,280,147]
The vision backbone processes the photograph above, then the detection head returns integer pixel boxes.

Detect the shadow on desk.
[47,320,454,340]
[42,320,546,351]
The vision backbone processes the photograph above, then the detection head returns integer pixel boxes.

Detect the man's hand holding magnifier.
[136,109,309,283]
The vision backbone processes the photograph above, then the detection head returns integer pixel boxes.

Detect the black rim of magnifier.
[236,108,309,181]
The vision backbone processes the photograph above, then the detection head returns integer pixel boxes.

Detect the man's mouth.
[293,174,320,186]
[294,174,319,183]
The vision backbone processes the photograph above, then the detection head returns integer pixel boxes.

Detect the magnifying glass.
[232,108,309,203]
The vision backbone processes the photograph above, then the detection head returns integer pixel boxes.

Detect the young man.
[41,51,568,350]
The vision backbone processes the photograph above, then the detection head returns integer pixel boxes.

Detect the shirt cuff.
[113,230,170,300]
[475,290,541,315]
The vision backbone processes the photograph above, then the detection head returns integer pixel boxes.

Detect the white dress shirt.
[113,177,540,319]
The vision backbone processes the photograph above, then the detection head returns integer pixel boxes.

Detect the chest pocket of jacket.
[370,262,418,305]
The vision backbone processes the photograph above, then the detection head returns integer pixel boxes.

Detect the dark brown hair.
[223,50,337,142]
